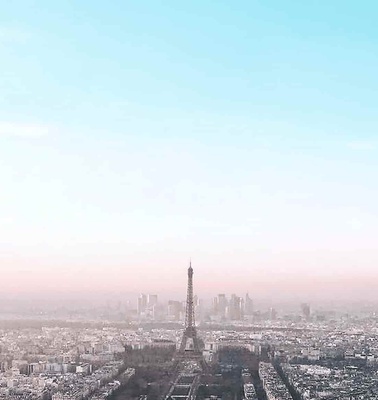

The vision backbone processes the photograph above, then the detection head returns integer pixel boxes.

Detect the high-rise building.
[167,300,182,321]
[217,294,227,318]
[269,307,277,320]
[245,293,254,315]
[147,294,158,307]
[212,296,219,314]
[137,294,147,316]
[227,294,243,320]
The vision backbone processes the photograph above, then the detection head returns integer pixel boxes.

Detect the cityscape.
[2,1,378,400]
[2,264,378,399]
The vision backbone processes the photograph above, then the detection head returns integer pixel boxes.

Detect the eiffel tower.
[178,262,202,359]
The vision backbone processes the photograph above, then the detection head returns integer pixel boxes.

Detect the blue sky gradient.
[1,1,378,298]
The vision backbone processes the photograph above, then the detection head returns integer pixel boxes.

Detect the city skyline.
[1,1,378,299]
[1,3,378,399]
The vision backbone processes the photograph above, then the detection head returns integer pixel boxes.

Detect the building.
[227,294,243,320]
[138,294,147,316]
[245,293,253,316]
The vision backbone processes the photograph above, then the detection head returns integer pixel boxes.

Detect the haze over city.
[3,3,378,400]
[1,1,378,302]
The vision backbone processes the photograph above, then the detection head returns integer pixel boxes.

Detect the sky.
[1,1,378,301]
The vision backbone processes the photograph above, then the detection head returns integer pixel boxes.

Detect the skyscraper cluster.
[212,293,254,321]
[137,294,158,319]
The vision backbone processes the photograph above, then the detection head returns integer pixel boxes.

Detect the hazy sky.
[1,1,378,300]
